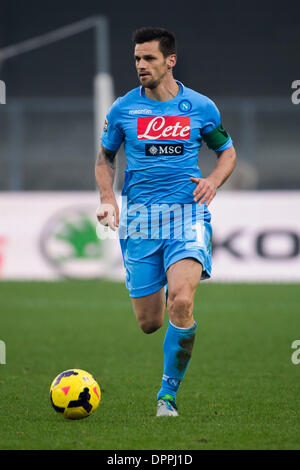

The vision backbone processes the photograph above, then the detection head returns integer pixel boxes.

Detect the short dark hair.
[132,27,177,58]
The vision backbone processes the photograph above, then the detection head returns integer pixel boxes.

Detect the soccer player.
[95,27,236,416]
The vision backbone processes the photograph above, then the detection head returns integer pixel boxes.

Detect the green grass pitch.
[0,280,299,450]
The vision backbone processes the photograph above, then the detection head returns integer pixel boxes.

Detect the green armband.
[202,123,231,150]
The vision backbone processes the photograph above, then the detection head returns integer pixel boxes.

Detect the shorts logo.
[178,99,192,113]
[137,116,190,140]
[145,144,184,156]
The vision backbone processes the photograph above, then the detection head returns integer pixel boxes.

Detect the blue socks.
[157,320,197,401]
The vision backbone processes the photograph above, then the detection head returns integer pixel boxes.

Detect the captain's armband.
[202,124,231,151]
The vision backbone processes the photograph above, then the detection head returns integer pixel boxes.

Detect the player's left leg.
[156,258,202,416]
[166,257,201,327]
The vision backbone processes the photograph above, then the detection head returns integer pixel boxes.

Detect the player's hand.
[190,176,217,206]
[96,200,119,231]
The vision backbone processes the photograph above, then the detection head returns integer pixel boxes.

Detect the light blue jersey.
[101,81,232,211]
[101,81,233,297]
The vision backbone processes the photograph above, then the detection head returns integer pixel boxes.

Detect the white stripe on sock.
[169,320,196,331]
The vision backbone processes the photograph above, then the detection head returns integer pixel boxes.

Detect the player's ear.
[167,54,177,69]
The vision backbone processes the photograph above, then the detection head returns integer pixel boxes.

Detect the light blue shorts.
[119,220,212,298]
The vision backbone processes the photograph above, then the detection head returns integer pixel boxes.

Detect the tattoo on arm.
[96,146,117,169]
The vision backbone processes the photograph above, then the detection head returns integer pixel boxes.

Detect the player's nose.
[137,58,148,69]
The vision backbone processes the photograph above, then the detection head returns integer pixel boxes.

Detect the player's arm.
[96,98,124,230]
[191,100,236,206]
[95,145,119,230]
[191,145,236,206]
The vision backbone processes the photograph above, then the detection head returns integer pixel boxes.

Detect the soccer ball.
[49,369,101,420]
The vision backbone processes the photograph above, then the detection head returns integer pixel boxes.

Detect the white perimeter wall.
[0,191,299,282]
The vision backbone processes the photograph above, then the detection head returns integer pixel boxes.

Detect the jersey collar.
[139,80,185,100]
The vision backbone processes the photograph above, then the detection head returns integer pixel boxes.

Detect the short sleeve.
[101,98,124,151]
[201,99,233,151]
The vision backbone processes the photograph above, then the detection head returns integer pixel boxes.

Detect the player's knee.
[167,291,193,323]
[134,308,164,334]
[168,290,193,313]
[139,318,163,334]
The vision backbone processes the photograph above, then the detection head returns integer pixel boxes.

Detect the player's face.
[134,41,175,89]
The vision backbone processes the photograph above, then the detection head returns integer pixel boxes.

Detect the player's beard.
[140,70,167,90]
[143,77,159,89]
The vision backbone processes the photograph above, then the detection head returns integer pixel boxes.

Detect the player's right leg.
[131,289,165,334]
[119,237,167,334]
[119,236,169,415]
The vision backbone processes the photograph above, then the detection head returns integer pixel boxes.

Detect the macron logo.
[129,109,152,115]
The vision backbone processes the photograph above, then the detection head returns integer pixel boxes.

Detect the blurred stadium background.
[1,0,300,452]
[0,0,299,281]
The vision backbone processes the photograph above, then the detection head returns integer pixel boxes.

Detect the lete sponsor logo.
[137,116,190,140]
